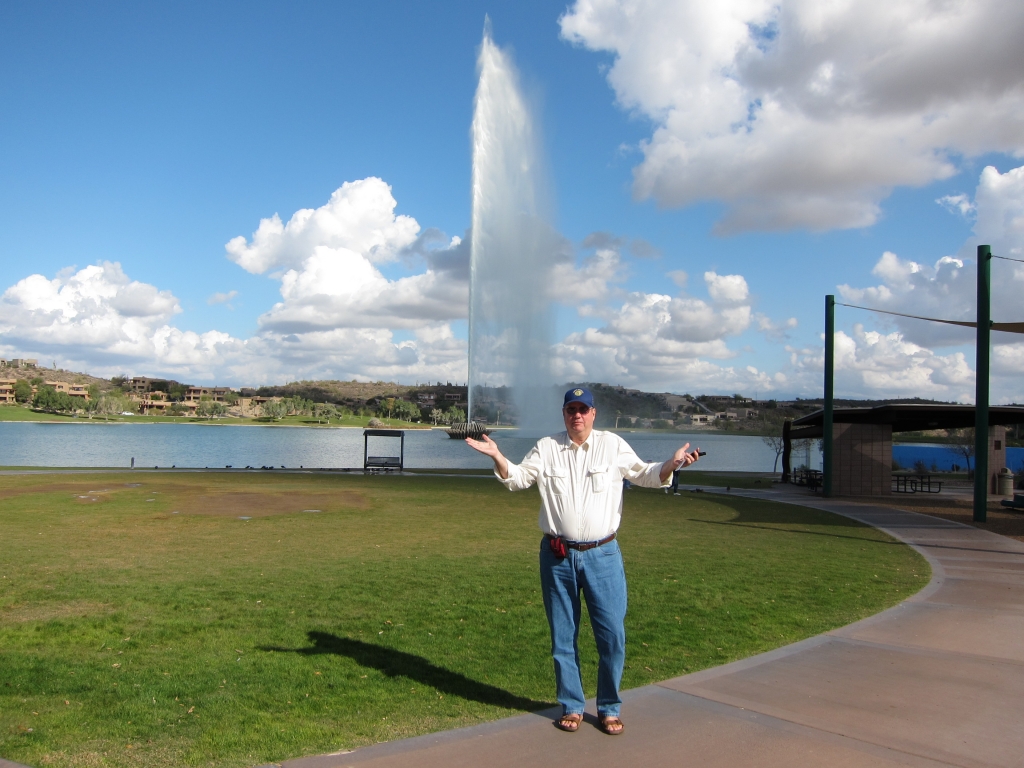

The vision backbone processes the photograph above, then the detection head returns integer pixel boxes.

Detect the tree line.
[16,378,469,426]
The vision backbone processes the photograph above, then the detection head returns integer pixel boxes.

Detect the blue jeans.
[539,536,627,717]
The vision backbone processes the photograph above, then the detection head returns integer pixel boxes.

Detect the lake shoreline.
[0,407,781,437]
[1,421,783,471]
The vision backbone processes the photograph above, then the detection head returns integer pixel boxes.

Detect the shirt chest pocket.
[588,466,611,494]
[544,467,569,496]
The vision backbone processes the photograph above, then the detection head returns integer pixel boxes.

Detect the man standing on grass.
[466,386,701,735]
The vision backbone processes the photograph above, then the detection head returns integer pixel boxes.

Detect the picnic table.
[793,468,822,492]
[892,473,943,494]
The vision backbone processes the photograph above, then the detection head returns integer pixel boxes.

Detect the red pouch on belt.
[548,536,567,559]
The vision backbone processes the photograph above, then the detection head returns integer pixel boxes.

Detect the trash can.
[998,468,1014,497]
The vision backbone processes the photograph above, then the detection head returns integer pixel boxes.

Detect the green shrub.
[13,379,32,403]
[32,386,77,413]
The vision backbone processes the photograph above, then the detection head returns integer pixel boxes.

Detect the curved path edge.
[278,490,1024,768]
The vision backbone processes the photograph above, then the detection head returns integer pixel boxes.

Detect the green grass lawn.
[0,472,929,768]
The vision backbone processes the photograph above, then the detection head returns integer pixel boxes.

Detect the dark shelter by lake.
[784,404,1024,496]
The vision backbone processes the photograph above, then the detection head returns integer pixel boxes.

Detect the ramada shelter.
[784,404,1024,497]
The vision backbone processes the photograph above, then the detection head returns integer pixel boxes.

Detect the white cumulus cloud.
[207,290,238,306]
[838,165,1024,352]
[560,0,1024,232]
[551,270,779,391]
[756,313,798,341]
[0,261,180,352]
[937,194,976,219]
[225,180,470,335]
[786,324,976,401]
[0,180,471,384]
[225,177,420,274]
[829,163,1024,401]
[0,261,255,380]
[975,164,1024,259]
[550,234,627,305]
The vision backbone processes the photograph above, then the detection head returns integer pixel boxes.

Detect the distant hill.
[0,364,115,393]
[249,380,467,409]
[3,363,980,416]
[583,383,674,427]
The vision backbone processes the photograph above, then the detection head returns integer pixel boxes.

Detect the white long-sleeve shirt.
[498,429,669,541]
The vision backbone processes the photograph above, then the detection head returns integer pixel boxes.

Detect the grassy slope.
[0,473,928,767]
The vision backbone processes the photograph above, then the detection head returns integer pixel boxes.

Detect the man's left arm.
[618,440,700,488]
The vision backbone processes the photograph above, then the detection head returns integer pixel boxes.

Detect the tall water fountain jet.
[468,22,559,433]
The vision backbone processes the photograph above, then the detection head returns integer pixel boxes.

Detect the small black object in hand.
[697,451,707,457]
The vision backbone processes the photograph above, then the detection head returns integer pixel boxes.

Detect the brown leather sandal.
[554,713,583,732]
[598,716,624,735]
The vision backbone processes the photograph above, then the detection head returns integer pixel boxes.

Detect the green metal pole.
[974,245,991,523]
[823,295,835,497]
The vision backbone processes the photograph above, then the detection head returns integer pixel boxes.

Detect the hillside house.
[130,391,192,414]
[44,381,90,400]
[128,376,174,394]
[185,386,234,402]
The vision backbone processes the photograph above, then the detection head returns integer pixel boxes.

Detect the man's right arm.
[500,445,543,490]
[466,435,544,490]
[490,446,511,480]
[466,436,544,489]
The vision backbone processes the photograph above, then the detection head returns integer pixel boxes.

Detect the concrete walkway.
[283,492,1024,768]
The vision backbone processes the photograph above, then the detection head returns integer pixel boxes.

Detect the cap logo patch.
[573,389,584,396]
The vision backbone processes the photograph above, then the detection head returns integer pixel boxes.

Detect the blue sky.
[2,0,1023,402]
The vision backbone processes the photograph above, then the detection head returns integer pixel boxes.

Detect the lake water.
[0,422,784,472]
[893,443,1024,472]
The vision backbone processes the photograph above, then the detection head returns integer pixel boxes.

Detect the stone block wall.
[833,422,892,496]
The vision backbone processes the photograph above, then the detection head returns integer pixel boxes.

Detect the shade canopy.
[790,404,1024,440]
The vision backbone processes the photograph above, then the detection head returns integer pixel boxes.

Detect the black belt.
[547,532,616,552]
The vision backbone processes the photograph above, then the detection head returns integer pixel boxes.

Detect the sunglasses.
[563,405,592,415]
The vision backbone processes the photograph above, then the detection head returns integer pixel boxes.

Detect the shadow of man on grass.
[682,494,1022,554]
[684,495,912,543]
[261,631,554,713]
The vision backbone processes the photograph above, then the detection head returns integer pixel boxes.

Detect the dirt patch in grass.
[0,478,368,518]
[172,490,368,517]
[1,600,113,624]
[0,484,116,500]
[0,482,138,501]
[37,744,186,768]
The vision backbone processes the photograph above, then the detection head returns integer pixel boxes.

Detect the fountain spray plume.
[468,19,560,434]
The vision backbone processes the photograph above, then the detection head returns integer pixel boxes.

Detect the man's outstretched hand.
[659,442,701,483]
[671,442,701,469]
[465,434,509,479]
[465,433,499,457]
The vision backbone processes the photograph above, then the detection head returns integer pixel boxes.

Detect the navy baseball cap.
[563,387,595,409]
